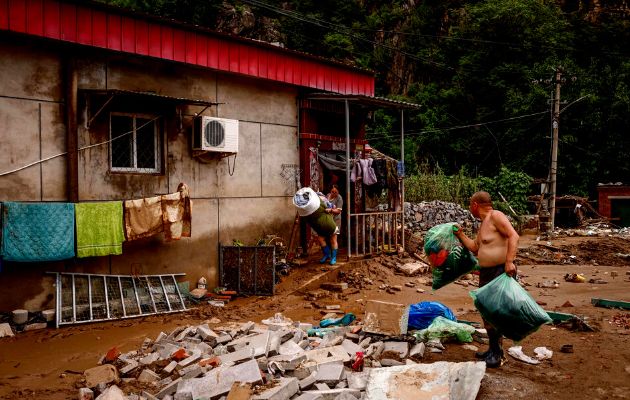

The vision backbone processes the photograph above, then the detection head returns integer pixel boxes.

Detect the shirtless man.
[454,191,519,368]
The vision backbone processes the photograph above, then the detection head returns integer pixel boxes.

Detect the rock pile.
[78,313,486,400]
[404,201,478,232]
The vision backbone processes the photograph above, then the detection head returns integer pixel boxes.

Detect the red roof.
[0,0,374,96]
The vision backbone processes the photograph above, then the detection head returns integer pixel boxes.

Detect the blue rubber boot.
[329,248,338,265]
[319,246,331,263]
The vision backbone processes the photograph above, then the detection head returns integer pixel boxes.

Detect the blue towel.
[1,202,75,262]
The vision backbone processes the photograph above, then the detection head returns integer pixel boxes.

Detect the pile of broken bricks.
[78,314,487,400]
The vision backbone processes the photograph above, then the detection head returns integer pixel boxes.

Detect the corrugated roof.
[305,92,422,110]
[1,0,375,96]
[81,89,219,106]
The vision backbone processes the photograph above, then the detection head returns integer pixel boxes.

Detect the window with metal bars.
[109,113,161,173]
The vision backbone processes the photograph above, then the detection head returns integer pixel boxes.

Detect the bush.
[404,166,532,214]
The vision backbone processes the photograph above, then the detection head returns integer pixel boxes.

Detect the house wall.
[0,36,299,311]
[598,185,630,218]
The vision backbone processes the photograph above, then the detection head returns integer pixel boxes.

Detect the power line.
[366,110,549,140]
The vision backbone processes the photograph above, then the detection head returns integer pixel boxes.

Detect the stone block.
[176,359,263,399]
[120,360,139,375]
[315,383,330,390]
[226,382,252,400]
[0,323,14,338]
[218,347,254,364]
[159,377,173,387]
[197,324,219,346]
[299,371,318,389]
[155,377,182,398]
[95,385,125,400]
[78,387,94,400]
[320,283,348,292]
[267,353,306,371]
[302,389,361,400]
[279,340,304,356]
[346,371,369,391]
[180,364,204,380]
[363,300,409,336]
[178,350,202,367]
[42,309,56,323]
[364,361,485,400]
[155,332,168,343]
[296,323,313,332]
[163,361,178,374]
[293,394,324,400]
[140,352,160,365]
[380,359,403,367]
[341,340,362,358]
[240,321,255,333]
[335,381,347,389]
[410,343,425,358]
[174,327,194,342]
[358,338,371,349]
[138,369,160,383]
[251,377,299,400]
[174,392,193,400]
[157,343,180,359]
[383,341,409,358]
[84,365,119,388]
[315,363,345,384]
[141,390,160,400]
[24,322,47,331]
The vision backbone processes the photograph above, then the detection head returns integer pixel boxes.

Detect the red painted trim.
[135,19,148,55]
[121,16,135,53]
[7,0,375,95]
[76,7,91,45]
[172,28,185,62]
[0,0,9,30]
[9,0,27,33]
[26,0,43,36]
[207,36,218,69]
[196,34,207,67]
[161,25,173,60]
[107,13,121,51]
[42,0,59,38]
[148,22,161,57]
[92,10,107,48]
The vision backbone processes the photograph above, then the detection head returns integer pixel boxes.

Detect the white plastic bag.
[293,187,321,216]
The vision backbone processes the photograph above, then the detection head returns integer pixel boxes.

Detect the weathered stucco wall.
[0,36,299,311]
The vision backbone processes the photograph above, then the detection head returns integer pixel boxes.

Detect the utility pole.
[549,67,562,230]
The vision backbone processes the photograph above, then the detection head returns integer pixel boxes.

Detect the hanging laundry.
[75,202,125,258]
[350,158,377,185]
[387,159,401,211]
[161,182,192,241]
[124,196,163,241]
[1,202,75,262]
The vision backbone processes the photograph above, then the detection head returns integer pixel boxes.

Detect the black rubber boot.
[475,349,491,359]
[485,329,505,368]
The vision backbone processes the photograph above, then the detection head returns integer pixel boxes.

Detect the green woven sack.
[304,199,337,236]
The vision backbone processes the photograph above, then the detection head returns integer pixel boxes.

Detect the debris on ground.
[609,313,630,329]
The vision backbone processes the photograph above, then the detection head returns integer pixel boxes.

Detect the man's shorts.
[479,265,505,287]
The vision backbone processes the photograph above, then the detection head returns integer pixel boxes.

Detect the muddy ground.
[0,234,629,399]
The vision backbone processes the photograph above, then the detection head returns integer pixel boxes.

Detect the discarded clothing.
[1,202,75,262]
[75,202,125,258]
[320,313,356,328]
[124,196,162,241]
[161,182,192,241]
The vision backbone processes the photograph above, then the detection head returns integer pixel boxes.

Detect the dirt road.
[0,234,629,399]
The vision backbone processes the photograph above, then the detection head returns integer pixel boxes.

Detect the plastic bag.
[423,223,479,290]
[408,301,457,330]
[293,187,321,217]
[413,316,475,343]
[470,273,552,341]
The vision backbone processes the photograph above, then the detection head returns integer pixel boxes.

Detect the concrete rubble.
[79,315,487,399]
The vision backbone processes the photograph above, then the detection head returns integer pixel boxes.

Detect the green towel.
[75,202,125,258]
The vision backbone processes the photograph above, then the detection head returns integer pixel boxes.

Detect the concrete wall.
[0,36,299,311]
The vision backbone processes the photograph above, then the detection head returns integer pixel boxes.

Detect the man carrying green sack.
[453,191,520,368]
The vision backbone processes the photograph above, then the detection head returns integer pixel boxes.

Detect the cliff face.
[558,0,630,21]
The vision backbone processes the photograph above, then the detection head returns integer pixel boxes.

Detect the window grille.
[110,113,160,173]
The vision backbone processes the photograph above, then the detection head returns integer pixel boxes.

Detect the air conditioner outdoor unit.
[193,116,239,153]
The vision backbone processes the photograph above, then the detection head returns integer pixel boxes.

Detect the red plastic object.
[352,351,364,371]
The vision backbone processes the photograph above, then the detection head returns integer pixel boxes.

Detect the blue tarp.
[408,301,457,330]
